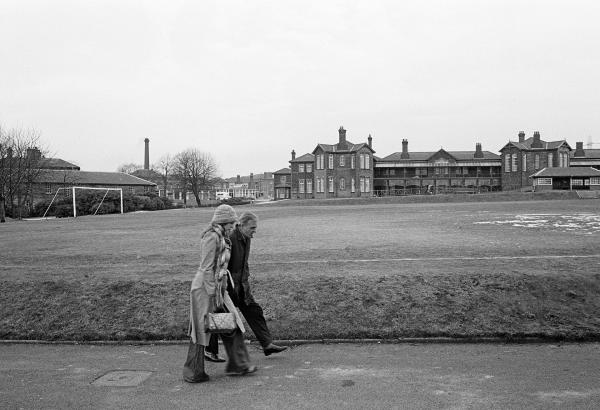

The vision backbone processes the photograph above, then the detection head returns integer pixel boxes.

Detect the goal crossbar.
[42,186,124,218]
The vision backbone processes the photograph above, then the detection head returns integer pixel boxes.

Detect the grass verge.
[2,271,600,341]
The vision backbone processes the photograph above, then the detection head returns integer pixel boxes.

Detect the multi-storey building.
[273,168,291,200]
[570,142,600,170]
[499,131,571,191]
[290,127,375,199]
[289,151,314,199]
[373,140,501,194]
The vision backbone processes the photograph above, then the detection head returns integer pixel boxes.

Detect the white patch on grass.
[474,213,600,234]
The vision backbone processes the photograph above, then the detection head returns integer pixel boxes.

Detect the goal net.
[42,186,124,218]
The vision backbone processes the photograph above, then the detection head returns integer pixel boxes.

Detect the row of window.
[314,153,371,170]
[536,177,600,186]
[45,183,147,194]
[377,167,498,177]
[505,152,569,172]
[300,177,371,193]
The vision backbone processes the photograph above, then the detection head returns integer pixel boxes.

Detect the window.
[328,154,334,169]
[299,164,304,173]
[351,178,355,193]
[351,155,355,169]
[320,155,325,170]
[359,154,365,169]
[280,175,286,183]
[365,177,370,192]
[505,154,510,172]
[455,167,462,175]
[339,178,345,190]
[299,179,304,193]
[537,178,552,185]
[365,155,370,169]
[535,154,540,169]
[360,176,365,193]
[590,178,600,185]
[340,155,345,167]
[307,179,313,193]
[144,186,149,192]
[547,152,553,168]
[572,179,584,186]
[522,154,527,171]
[307,163,312,173]
[416,168,428,176]
[512,154,518,172]
[129,187,135,193]
[328,177,334,193]
[45,183,51,194]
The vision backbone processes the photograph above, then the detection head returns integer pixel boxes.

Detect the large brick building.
[373,140,501,194]
[499,131,572,191]
[290,127,375,199]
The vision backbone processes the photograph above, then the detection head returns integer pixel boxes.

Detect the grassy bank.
[2,270,599,341]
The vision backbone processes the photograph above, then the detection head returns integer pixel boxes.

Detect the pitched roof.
[36,170,156,186]
[273,167,291,175]
[530,167,600,178]
[379,150,500,162]
[501,137,571,151]
[312,140,375,154]
[38,158,80,170]
[290,153,315,163]
[570,149,600,159]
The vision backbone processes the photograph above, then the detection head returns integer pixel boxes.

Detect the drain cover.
[92,370,153,386]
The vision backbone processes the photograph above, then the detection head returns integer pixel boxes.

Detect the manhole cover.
[92,370,153,387]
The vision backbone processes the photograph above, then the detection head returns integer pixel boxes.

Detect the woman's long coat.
[188,228,245,345]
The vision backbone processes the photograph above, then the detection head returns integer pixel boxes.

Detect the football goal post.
[42,186,123,218]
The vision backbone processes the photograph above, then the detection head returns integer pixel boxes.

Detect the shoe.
[204,352,226,363]
[264,343,288,356]
[225,365,258,376]
[183,373,210,383]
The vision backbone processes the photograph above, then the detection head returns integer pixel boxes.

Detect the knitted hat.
[211,204,238,225]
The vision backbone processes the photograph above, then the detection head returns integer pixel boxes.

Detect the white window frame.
[299,179,304,193]
[307,179,313,193]
[535,154,540,170]
[522,154,527,172]
[339,177,345,190]
[365,177,370,192]
[536,178,552,185]
[351,155,355,169]
[360,176,365,193]
[328,176,334,193]
[328,154,334,169]
[548,152,553,168]
[365,155,370,170]
[280,175,286,183]
[359,154,365,169]
[45,183,52,194]
[340,155,345,167]
[505,154,510,172]
[351,178,355,193]
[299,164,304,173]
[511,154,518,172]
[307,163,313,173]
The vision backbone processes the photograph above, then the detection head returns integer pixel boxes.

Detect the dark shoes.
[225,365,258,376]
[204,352,226,363]
[183,373,210,383]
[264,343,288,356]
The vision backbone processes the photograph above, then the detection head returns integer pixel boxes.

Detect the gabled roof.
[36,170,156,186]
[379,149,500,162]
[530,167,600,178]
[290,153,315,163]
[312,140,375,154]
[500,137,571,151]
[38,158,80,170]
[273,167,291,175]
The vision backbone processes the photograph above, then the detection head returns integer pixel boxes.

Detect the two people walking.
[183,204,286,383]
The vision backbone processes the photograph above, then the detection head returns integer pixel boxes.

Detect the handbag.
[205,312,237,333]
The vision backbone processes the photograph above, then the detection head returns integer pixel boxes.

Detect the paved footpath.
[1,342,600,409]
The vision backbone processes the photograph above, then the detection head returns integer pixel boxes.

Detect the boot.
[183,342,209,383]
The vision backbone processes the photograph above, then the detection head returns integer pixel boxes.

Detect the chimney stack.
[236,174,241,184]
[518,131,525,143]
[338,126,346,145]
[400,139,409,159]
[144,138,150,170]
[249,173,254,188]
[26,147,42,161]
[574,141,585,157]
[531,131,542,148]
[474,143,483,158]
[291,149,296,160]
[368,134,372,149]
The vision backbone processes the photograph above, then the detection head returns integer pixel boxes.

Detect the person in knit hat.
[183,205,257,383]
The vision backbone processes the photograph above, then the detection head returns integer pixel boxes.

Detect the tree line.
[117,148,220,206]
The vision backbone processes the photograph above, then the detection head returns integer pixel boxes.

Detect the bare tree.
[173,149,219,206]
[0,125,48,221]
[153,154,173,197]
[117,163,142,174]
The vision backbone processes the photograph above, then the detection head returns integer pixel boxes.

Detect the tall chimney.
[531,131,542,148]
[236,174,241,184]
[368,134,372,149]
[144,138,150,170]
[518,131,525,143]
[400,139,409,159]
[474,143,483,158]
[291,149,296,160]
[574,141,585,157]
[338,126,346,145]
[249,173,254,188]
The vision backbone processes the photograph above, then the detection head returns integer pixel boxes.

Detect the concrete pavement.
[1,342,600,409]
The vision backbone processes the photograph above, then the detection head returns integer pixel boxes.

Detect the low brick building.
[531,167,600,191]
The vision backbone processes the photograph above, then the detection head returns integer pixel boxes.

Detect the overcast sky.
[1,0,599,177]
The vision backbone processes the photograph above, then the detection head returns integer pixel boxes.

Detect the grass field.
[1,195,600,341]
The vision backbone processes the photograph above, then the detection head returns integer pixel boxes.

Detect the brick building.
[499,131,571,191]
[531,167,600,191]
[373,140,501,194]
[570,142,600,170]
[289,151,314,199]
[273,168,291,199]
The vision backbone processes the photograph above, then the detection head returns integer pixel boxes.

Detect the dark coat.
[227,226,254,305]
